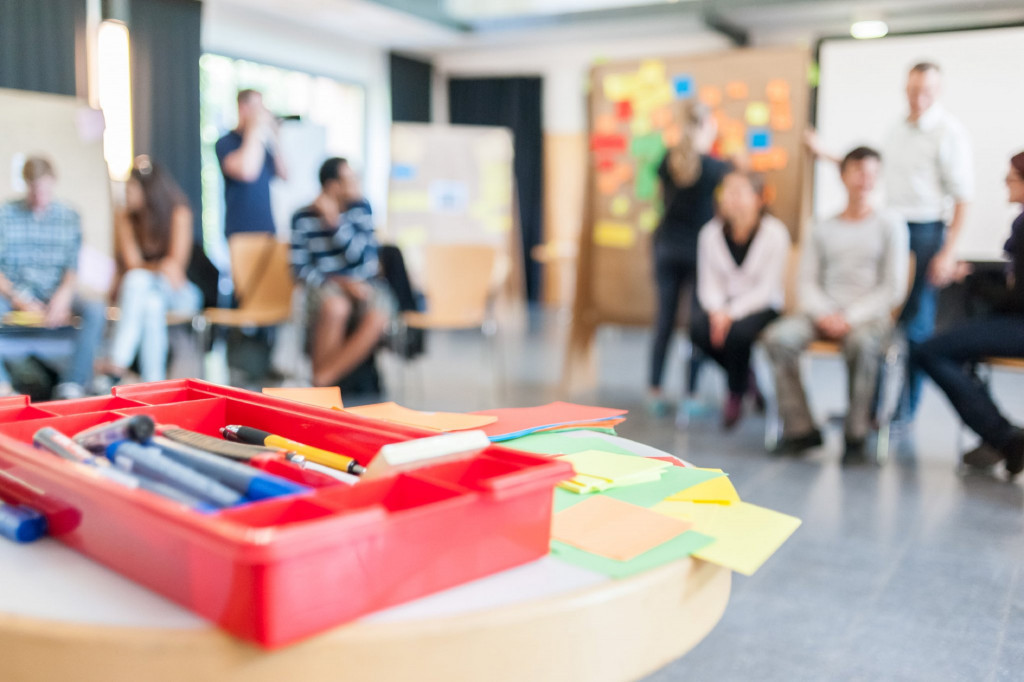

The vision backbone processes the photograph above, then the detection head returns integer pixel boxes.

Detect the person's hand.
[160,261,187,290]
[709,311,732,349]
[44,287,74,328]
[335,276,371,302]
[314,193,341,226]
[928,248,958,287]
[11,292,44,314]
[803,128,825,159]
[951,260,973,283]
[815,313,850,340]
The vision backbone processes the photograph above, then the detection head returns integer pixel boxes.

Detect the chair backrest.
[227,233,294,316]
[421,244,497,326]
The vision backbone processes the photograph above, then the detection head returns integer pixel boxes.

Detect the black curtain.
[0,0,86,96]
[390,53,432,123]
[449,77,543,301]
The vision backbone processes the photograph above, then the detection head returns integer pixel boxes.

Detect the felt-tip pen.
[0,500,47,543]
[105,441,243,508]
[221,425,365,475]
[74,415,155,452]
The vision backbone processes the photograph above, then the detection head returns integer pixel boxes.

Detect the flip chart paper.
[345,402,497,432]
[552,496,693,561]
[652,500,802,575]
[262,386,344,410]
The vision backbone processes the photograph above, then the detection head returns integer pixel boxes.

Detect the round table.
[1,433,731,682]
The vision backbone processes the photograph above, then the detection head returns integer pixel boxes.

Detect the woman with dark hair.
[648,101,731,415]
[691,171,791,429]
[100,157,201,384]
[914,152,1024,478]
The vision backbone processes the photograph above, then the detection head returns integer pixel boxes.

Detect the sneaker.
[842,437,868,465]
[961,442,1004,470]
[647,396,672,418]
[722,393,744,430]
[53,382,86,400]
[773,429,824,455]
[1002,429,1024,480]
[90,373,121,397]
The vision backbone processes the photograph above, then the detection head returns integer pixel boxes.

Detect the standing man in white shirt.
[807,62,973,419]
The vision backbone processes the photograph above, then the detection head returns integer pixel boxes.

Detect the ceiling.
[205,0,1024,52]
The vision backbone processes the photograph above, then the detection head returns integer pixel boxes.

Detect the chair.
[195,234,295,380]
[396,244,501,400]
[764,253,916,464]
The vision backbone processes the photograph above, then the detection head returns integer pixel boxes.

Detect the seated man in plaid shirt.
[290,157,388,387]
[0,157,106,398]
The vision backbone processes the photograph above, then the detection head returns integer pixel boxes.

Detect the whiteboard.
[815,26,1024,260]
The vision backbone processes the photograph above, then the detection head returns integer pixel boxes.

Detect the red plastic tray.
[0,379,572,648]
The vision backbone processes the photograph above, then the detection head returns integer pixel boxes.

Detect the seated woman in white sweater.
[691,171,791,429]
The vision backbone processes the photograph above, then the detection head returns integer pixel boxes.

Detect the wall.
[200,1,391,222]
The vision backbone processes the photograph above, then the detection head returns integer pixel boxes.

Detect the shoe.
[842,437,868,465]
[773,429,824,455]
[961,442,1004,470]
[1002,430,1024,480]
[90,373,122,396]
[647,396,672,418]
[747,371,766,414]
[722,393,744,430]
[53,382,86,400]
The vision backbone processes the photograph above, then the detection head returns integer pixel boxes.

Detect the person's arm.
[289,213,325,289]
[44,219,81,327]
[267,123,289,182]
[803,128,842,166]
[114,209,145,271]
[726,223,790,320]
[845,216,910,326]
[797,228,835,318]
[930,124,974,286]
[157,206,193,290]
[219,122,271,183]
[338,201,379,282]
[696,227,727,314]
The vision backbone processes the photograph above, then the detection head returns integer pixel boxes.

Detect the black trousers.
[691,307,778,395]
[913,316,1024,450]
[649,252,697,389]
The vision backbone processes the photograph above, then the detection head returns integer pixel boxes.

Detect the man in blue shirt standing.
[215,89,288,237]
[0,157,106,398]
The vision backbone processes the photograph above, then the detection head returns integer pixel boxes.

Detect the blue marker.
[151,436,308,500]
[105,441,243,508]
[0,501,47,543]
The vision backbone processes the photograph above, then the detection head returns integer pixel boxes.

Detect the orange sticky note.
[699,85,722,107]
[262,386,344,410]
[345,402,497,432]
[725,81,749,99]
[552,496,694,561]
[771,107,793,132]
[765,79,790,102]
[594,112,617,135]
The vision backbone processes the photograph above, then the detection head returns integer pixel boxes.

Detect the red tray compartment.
[0,379,572,648]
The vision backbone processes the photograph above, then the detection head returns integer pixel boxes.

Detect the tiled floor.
[237,305,1023,681]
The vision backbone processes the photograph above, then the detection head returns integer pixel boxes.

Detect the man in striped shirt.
[290,157,387,387]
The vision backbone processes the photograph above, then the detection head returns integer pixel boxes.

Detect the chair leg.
[874,340,906,465]
[483,317,504,404]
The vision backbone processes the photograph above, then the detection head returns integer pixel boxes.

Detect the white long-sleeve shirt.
[883,104,973,223]
[697,214,791,320]
[798,210,910,326]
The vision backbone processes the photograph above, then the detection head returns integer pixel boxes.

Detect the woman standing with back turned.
[648,102,730,415]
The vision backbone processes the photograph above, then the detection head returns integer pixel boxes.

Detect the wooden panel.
[540,132,586,306]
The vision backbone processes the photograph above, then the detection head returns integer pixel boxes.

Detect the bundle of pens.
[30,416,366,513]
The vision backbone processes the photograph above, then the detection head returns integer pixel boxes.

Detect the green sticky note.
[602,466,726,508]
[635,166,659,201]
[550,531,715,578]
[629,132,665,161]
[505,432,634,457]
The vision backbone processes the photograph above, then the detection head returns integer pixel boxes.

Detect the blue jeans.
[0,297,106,388]
[900,221,945,415]
[913,317,1024,450]
[109,269,202,382]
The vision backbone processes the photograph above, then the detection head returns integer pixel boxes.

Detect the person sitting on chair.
[690,171,791,430]
[763,147,909,461]
[290,157,387,387]
[913,151,1024,478]
[96,157,202,387]
[0,156,105,399]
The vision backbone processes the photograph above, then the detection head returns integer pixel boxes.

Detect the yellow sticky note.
[611,196,630,217]
[389,191,431,212]
[637,60,666,84]
[652,500,801,575]
[666,476,740,505]
[638,208,659,233]
[395,226,428,250]
[557,449,670,494]
[346,402,498,432]
[745,101,770,127]
[594,221,636,249]
[552,496,693,561]
[603,73,636,102]
[262,386,344,410]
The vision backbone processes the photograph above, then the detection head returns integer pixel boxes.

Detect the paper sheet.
[552,496,693,561]
[262,386,343,410]
[594,221,636,249]
[638,208,660,233]
[698,85,722,107]
[726,81,749,99]
[345,402,497,432]
[472,402,628,442]
[652,500,801,576]
[550,531,714,579]
[665,475,740,504]
[601,465,725,508]
[388,191,431,213]
[745,102,771,127]
[611,196,631,217]
[557,450,670,494]
[504,433,635,457]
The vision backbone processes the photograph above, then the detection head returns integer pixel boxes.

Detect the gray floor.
[248,305,1023,681]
